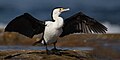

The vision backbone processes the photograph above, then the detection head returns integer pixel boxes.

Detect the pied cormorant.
[5,7,107,53]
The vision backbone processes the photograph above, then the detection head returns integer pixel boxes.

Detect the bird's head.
[52,7,70,16]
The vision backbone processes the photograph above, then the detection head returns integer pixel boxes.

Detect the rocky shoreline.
[0,50,94,60]
[0,29,120,60]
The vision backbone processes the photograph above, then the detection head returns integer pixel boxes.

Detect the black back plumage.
[5,13,45,38]
[60,12,107,37]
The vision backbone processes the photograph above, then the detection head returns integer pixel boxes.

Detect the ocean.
[0,0,120,33]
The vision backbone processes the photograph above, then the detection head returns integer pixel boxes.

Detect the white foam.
[103,22,120,33]
[0,23,6,29]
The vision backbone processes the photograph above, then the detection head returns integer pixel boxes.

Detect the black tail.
[32,38,43,46]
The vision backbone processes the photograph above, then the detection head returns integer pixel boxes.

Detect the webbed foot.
[51,48,62,55]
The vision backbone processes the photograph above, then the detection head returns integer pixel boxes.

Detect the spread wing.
[5,13,45,38]
[60,12,107,37]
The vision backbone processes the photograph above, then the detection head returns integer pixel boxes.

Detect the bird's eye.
[60,8,64,11]
[59,8,63,12]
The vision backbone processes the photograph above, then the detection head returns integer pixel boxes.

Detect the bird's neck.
[52,13,61,20]
[52,13,64,28]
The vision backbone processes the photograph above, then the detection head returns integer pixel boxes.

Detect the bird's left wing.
[60,12,107,37]
[5,13,45,38]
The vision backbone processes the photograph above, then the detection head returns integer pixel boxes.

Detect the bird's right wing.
[60,12,107,37]
[5,13,46,38]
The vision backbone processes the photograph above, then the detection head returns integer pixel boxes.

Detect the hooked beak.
[61,8,70,12]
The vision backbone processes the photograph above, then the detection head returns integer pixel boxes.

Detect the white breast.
[42,20,63,44]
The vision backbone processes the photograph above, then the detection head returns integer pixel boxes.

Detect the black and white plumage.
[5,7,107,52]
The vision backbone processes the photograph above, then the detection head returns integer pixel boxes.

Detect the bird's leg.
[53,40,57,50]
[43,40,51,54]
[45,43,48,52]
[51,40,62,55]
[52,40,62,51]
[51,40,58,51]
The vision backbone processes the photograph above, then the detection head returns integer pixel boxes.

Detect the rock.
[0,50,94,60]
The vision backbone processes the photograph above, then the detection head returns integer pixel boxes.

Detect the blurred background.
[0,0,120,33]
[0,0,120,60]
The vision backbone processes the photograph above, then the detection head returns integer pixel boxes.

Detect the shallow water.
[103,43,120,52]
[0,46,93,51]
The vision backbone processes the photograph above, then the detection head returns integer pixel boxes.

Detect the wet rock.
[0,50,94,60]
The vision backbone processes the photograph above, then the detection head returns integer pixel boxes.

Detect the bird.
[5,7,107,54]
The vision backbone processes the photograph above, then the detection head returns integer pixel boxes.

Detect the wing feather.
[5,13,45,38]
[60,12,107,37]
